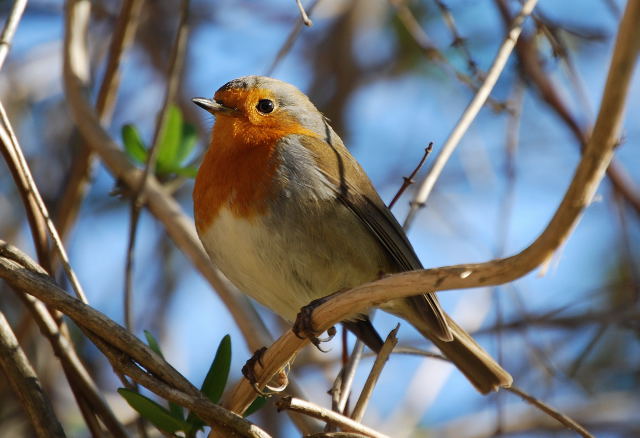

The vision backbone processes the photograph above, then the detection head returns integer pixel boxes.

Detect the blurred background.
[1,0,639,436]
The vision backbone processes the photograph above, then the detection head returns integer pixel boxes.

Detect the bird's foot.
[242,347,290,396]
[293,297,337,352]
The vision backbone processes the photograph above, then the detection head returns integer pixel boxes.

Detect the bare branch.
[266,0,321,75]
[388,143,432,211]
[350,324,399,422]
[295,0,313,26]
[0,244,272,438]
[0,102,88,303]
[56,0,144,241]
[276,397,389,438]
[507,386,594,438]
[0,311,66,438]
[0,0,27,70]
[124,0,190,331]
[403,0,539,229]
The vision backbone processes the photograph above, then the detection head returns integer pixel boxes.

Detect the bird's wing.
[298,132,453,341]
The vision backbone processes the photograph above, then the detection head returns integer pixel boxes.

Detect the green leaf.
[243,396,268,417]
[121,124,147,164]
[171,165,198,178]
[156,105,183,174]
[144,330,164,358]
[201,334,231,403]
[176,123,197,164]
[118,388,192,434]
[186,335,232,430]
[143,331,184,420]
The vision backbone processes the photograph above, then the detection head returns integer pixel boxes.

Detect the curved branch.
[224,0,640,415]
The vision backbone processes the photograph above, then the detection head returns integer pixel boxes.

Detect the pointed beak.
[191,97,237,115]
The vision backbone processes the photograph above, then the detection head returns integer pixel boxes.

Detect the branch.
[295,0,313,26]
[223,0,639,414]
[56,0,144,241]
[124,0,190,331]
[350,325,399,422]
[0,0,27,70]
[266,0,321,75]
[0,102,88,303]
[403,0,539,229]
[0,311,66,438]
[388,143,432,210]
[276,397,389,438]
[0,243,272,438]
[506,386,594,438]
[494,0,640,216]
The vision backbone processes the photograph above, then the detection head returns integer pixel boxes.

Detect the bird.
[192,75,512,394]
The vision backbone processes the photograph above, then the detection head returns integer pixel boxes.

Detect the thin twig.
[0,0,28,70]
[55,0,144,240]
[333,341,364,415]
[491,77,525,433]
[433,0,479,78]
[277,397,389,438]
[266,0,320,76]
[495,0,640,216]
[0,102,88,303]
[390,346,447,361]
[124,0,190,331]
[350,324,399,422]
[389,0,507,113]
[0,311,66,438]
[506,386,595,438]
[388,143,432,210]
[403,0,539,230]
[295,0,313,26]
[0,112,50,271]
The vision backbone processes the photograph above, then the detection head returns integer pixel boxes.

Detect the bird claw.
[293,297,336,352]
[242,347,290,396]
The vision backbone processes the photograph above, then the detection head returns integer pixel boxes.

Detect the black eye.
[256,99,275,114]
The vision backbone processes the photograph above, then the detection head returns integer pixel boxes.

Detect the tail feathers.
[344,309,512,394]
[426,316,512,394]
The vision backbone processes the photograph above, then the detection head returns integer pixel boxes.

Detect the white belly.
[198,204,387,322]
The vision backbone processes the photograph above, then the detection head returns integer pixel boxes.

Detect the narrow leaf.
[156,105,183,173]
[121,124,148,164]
[143,331,184,420]
[243,396,268,417]
[172,165,198,178]
[201,334,232,403]
[186,335,232,429]
[144,330,164,358]
[118,388,191,434]
[176,123,197,164]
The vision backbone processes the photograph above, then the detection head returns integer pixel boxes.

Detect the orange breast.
[193,114,317,232]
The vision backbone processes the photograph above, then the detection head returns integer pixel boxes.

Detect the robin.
[192,76,512,394]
